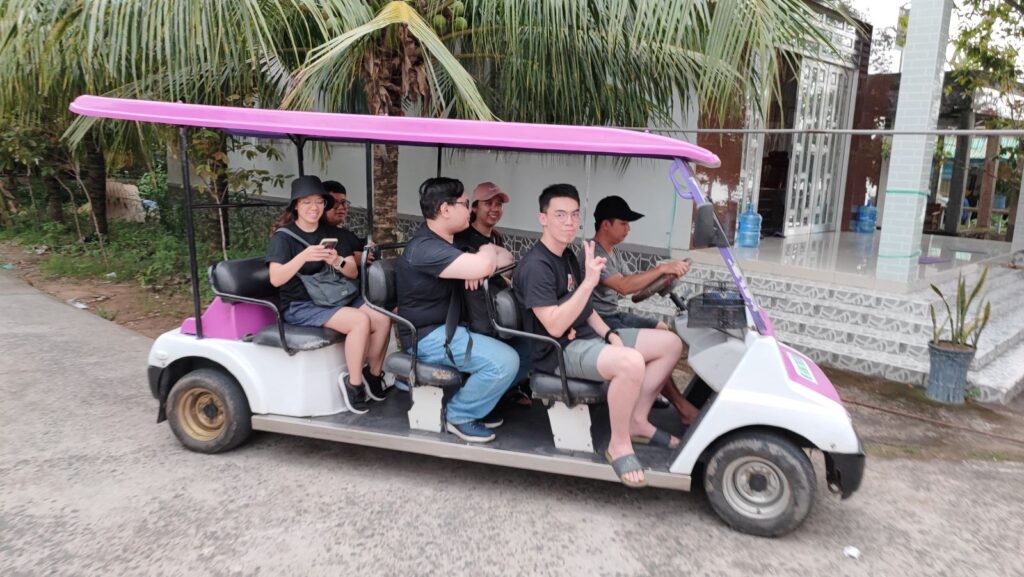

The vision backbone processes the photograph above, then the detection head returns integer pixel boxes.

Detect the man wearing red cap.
[585,195,698,423]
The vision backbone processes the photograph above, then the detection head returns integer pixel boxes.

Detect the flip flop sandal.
[604,450,648,489]
[630,428,679,449]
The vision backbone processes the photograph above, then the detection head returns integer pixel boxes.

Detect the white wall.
[231,141,696,251]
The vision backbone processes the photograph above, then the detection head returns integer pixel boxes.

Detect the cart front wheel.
[703,431,816,537]
[166,368,251,453]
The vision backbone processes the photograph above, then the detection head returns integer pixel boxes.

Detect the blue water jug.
[736,203,762,247]
[857,204,877,233]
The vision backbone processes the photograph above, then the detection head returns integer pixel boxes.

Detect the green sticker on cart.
[788,351,816,383]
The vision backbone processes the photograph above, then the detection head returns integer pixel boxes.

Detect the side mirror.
[693,204,731,248]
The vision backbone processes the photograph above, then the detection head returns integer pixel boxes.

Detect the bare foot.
[674,399,700,425]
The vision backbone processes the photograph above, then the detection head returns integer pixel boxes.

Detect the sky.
[848,0,906,30]
[848,1,966,74]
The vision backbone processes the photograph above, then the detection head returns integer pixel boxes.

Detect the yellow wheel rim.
[176,387,226,441]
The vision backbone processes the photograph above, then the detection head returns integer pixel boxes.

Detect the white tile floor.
[675,231,1013,293]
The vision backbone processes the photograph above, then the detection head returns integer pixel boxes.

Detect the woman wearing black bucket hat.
[267,175,392,414]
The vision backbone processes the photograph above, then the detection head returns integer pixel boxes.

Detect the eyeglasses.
[548,210,582,223]
[298,198,326,208]
[449,199,471,210]
[333,199,351,208]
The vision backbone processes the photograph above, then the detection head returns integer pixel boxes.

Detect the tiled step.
[769,298,1024,370]
[686,264,1021,320]
[678,266,1022,341]
[781,332,929,385]
[968,340,1024,404]
[624,283,1024,399]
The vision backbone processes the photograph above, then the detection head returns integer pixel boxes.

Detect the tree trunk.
[46,174,64,223]
[214,157,230,255]
[0,174,17,226]
[364,31,417,244]
[80,131,108,236]
[372,144,400,243]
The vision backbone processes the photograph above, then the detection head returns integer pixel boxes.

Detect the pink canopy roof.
[70,95,720,167]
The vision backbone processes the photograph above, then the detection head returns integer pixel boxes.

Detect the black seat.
[487,284,608,406]
[363,253,465,389]
[383,354,463,388]
[253,323,345,351]
[530,372,610,404]
[208,257,343,355]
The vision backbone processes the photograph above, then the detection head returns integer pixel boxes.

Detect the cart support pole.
[364,142,373,241]
[291,135,306,177]
[178,126,204,339]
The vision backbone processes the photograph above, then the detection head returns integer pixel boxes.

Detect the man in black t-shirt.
[396,177,519,443]
[323,180,368,257]
[513,184,684,488]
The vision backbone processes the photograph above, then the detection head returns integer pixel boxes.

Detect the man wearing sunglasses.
[396,177,518,443]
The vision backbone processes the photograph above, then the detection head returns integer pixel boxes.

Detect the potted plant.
[926,267,992,404]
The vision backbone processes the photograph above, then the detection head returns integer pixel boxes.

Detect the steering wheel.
[631,273,676,303]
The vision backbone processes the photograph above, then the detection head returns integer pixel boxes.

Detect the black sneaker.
[338,373,368,414]
[362,366,390,402]
[481,411,504,429]
[653,394,671,409]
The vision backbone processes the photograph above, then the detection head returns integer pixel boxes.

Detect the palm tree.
[1,0,357,246]
[284,0,830,242]
[0,1,110,233]
[4,0,831,246]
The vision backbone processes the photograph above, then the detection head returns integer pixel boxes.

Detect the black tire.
[166,368,252,454]
[702,431,816,537]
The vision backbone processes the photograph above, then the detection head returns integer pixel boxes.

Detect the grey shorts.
[559,328,641,382]
[602,311,661,330]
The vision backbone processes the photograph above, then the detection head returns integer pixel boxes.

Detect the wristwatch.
[603,328,620,343]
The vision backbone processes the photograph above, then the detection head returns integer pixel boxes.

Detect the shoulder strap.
[444,282,472,365]
[274,227,311,247]
[275,227,335,276]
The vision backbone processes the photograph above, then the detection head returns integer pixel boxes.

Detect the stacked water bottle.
[850,201,877,233]
[736,203,762,248]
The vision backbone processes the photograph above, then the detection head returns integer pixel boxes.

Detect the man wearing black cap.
[584,195,698,423]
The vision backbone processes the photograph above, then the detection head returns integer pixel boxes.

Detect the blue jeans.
[416,326,519,425]
[509,337,532,384]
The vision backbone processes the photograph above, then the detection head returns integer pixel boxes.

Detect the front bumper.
[825,444,866,499]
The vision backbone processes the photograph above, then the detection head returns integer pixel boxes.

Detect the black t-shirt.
[454,225,507,291]
[513,241,597,373]
[334,226,367,253]
[453,225,505,252]
[396,223,465,348]
[266,223,358,308]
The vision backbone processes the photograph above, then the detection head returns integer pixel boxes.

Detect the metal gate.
[785,59,854,235]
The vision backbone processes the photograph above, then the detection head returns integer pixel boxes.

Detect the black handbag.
[275,228,360,308]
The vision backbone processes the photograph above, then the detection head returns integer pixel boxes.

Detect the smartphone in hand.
[320,238,338,250]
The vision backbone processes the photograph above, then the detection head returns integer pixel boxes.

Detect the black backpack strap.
[444,282,472,365]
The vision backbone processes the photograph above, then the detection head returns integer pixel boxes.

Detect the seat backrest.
[365,257,399,310]
[493,287,523,331]
[209,257,276,301]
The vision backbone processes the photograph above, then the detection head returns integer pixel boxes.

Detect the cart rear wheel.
[703,431,816,537]
[167,368,251,453]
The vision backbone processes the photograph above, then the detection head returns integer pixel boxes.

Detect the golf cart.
[70,95,864,537]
